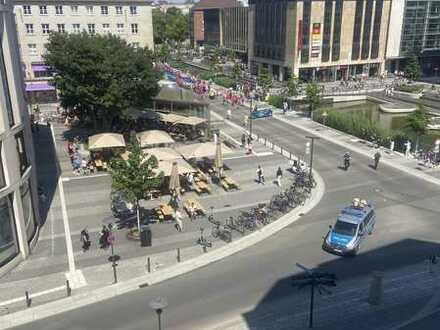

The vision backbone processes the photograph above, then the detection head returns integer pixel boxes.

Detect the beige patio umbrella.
[168,161,181,195]
[176,142,233,160]
[214,139,224,178]
[136,130,174,148]
[88,133,126,150]
[143,147,182,161]
[155,158,195,176]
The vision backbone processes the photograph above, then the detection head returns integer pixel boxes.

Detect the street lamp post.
[305,136,320,182]
[322,110,328,127]
[150,297,168,330]
[107,229,119,284]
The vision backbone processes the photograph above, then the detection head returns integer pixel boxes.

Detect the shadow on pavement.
[33,124,60,225]
[242,238,440,330]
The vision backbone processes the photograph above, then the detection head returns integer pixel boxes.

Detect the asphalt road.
[15,102,440,330]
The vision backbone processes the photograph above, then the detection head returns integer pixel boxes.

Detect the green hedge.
[396,84,424,94]
[267,95,284,109]
[213,75,235,88]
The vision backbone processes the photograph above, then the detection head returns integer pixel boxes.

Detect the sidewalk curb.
[274,115,440,187]
[0,172,325,330]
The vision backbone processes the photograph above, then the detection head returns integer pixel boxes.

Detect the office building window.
[371,0,383,59]
[25,24,34,34]
[332,0,343,61]
[351,0,364,60]
[102,23,110,33]
[23,5,32,15]
[57,24,65,33]
[301,0,311,64]
[0,45,15,127]
[28,43,37,55]
[72,24,80,33]
[361,0,374,59]
[21,180,37,241]
[71,6,78,15]
[101,6,108,15]
[321,0,333,62]
[0,195,19,267]
[115,6,123,15]
[16,132,29,175]
[39,5,47,15]
[116,23,124,34]
[0,142,5,189]
[131,23,138,34]
[86,6,93,15]
[88,24,95,35]
[55,5,63,15]
[41,24,50,34]
[129,6,137,15]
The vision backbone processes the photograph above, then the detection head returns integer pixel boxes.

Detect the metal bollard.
[25,291,31,308]
[177,248,181,263]
[147,257,151,273]
[66,280,72,297]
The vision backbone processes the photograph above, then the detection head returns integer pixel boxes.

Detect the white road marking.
[0,286,65,306]
[49,206,55,256]
[58,178,76,273]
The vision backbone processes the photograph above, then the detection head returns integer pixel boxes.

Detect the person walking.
[256,165,265,184]
[80,228,91,252]
[99,225,109,249]
[373,151,381,170]
[241,133,246,147]
[283,101,288,115]
[188,202,196,221]
[227,108,232,120]
[276,166,283,187]
[175,210,184,232]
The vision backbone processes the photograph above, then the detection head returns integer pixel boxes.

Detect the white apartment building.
[13,0,154,86]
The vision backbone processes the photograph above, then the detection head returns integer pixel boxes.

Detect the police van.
[322,198,375,256]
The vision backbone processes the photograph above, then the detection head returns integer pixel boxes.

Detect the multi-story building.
[248,0,392,82]
[191,0,248,56]
[386,0,440,76]
[0,0,40,275]
[13,0,154,86]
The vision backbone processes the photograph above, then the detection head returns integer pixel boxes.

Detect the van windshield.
[334,221,357,236]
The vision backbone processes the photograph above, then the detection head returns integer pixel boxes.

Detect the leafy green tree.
[232,63,241,80]
[305,82,321,118]
[109,139,162,233]
[287,75,302,97]
[44,32,159,129]
[405,105,430,152]
[258,67,272,92]
[404,54,421,81]
[152,8,167,44]
[165,7,189,44]
[154,43,171,63]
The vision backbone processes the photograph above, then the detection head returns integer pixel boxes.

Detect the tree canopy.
[258,67,273,91]
[404,54,421,81]
[153,7,189,45]
[44,32,159,129]
[305,82,322,116]
[405,105,430,152]
[287,75,302,97]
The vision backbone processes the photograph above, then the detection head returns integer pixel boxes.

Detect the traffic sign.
[305,142,311,155]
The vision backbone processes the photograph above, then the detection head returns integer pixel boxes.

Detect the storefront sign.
[311,23,321,58]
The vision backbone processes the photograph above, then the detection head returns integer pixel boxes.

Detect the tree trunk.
[136,200,141,234]
[415,135,420,154]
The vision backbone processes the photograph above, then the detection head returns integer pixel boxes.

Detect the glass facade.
[425,1,440,49]
[0,40,15,127]
[361,0,374,59]
[0,195,18,266]
[254,0,287,61]
[332,0,343,62]
[351,0,364,60]
[401,1,428,54]
[21,180,36,241]
[301,0,311,63]
[321,0,333,62]
[16,132,29,175]
[371,0,384,59]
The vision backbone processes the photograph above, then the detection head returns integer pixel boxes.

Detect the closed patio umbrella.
[168,161,181,198]
[214,139,224,178]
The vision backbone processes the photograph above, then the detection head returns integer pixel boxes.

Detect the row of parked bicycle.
[197,170,316,246]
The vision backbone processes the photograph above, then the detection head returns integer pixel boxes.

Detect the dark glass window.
[332,0,344,61]
[15,132,29,175]
[352,0,364,60]
[361,0,374,59]
[0,142,5,189]
[321,0,333,62]
[0,42,15,127]
[371,0,383,59]
[301,0,312,64]
[21,179,36,241]
[0,195,19,266]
